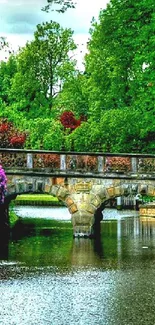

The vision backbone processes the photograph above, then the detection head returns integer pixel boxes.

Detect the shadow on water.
[2,213,155,271]
[7,217,105,269]
[0,235,9,260]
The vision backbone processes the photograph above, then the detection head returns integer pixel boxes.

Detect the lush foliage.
[0,0,154,153]
[9,21,76,115]
[55,72,89,117]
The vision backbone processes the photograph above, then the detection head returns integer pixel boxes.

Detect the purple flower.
[0,165,7,203]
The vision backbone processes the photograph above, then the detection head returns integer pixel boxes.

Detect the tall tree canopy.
[0,0,154,153]
[0,55,17,105]
[55,72,89,117]
[85,0,155,119]
[10,20,77,115]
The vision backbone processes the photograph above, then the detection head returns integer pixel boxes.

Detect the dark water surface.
[0,208,155,325]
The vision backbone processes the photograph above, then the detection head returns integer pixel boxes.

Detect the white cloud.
[0,0,110,67]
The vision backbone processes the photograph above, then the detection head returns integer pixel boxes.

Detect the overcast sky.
[0,0,110,68]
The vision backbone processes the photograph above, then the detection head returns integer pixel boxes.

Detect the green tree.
[0,55,17,104]
[64,104,155,153]
[22,118,64,149]
[43,0,76,13]
[55,72,89,117]
[85,0,155,119]
[10,21,77,115]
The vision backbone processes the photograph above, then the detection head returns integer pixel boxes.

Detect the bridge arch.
[0,146,154,238]
[2,177,155,238]
[50,180,155,237]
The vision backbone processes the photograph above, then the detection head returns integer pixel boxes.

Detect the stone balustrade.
[0,148,154,177]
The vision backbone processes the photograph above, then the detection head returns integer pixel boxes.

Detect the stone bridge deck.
[1,148,155,179]
[0,149,155,237]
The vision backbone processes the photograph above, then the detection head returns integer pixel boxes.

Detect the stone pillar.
[60,154,66,170]
[131,157,137,173]
[27,153,33,169]
[117,197,122,210]
[71,211,95,238]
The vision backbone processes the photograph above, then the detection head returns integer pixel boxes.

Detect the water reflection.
[1,211,155,325]
[1,214,155,269]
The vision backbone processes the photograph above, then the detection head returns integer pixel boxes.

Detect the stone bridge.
[0,149,155,237]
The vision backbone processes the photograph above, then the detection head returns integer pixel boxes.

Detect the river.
[0,207,155,325]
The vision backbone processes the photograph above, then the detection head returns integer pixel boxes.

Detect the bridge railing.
[0,149,154,174]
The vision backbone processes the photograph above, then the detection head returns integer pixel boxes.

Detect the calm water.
[0,207,155,325]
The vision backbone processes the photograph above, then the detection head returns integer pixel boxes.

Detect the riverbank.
[14,194,64,206]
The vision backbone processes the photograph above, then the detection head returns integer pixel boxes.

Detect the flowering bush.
[60,111,81,130]
[0,118,26,148]
[0,165,7,203]
[0,122,9,133]
[9,134,26,148]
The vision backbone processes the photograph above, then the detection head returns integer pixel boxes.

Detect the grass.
[142,195,155,203]
[15,194,59,201]
[9,210,19,228]
[14,194,64,206]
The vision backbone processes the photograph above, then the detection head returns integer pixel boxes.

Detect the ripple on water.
[1,267,155,325]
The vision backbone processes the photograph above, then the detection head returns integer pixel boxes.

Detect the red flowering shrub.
[60,111,81,130]
[0,118,26,148]
[0,122,9,133]
[9,134,26,148]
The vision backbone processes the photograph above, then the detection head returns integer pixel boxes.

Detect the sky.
[0,0,110,68]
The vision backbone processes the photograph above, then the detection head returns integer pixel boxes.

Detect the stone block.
[44,184,51,194]
[122,184,130,195]
[131,184,138,194]
[69,204,78,214]
[16,181,26,193]
[91,195,101,208]
[74,182,92,193]
[114,186,122,196]
[57,187,68,199]
[92,185,106,200]
[85,204,96,214]
[107,187,115,197]
[55,178,65,185]
[148,185,155,196]
[65,196,74,207]
[51,185,59,196]
[26,182,34,192]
